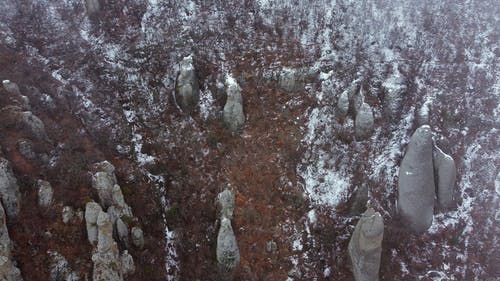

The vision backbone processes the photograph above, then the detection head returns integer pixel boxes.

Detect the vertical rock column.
[175,55,199,114]
[215,189,240,280]
[223,75,245,133]
[348,208,384,281]
[433,145,456,209]
[397,125,435,233]
[0,202,22,280]
[0,158,21,220]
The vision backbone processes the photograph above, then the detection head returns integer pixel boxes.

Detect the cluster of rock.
[348,207,384,281]
[215,189,240,280]
[337,80,374,140]
[0,158,22,280]
[397,125,456,233]
[85,161,143,280]
[175,55,246,133]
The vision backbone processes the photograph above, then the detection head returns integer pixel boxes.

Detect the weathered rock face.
[337,89,350,117]
[277,68,317,93]
[0,202,22,281]
[382,74,407,120]
[92,210,123,281]
[433,145,456,209]
[216,218,240,276]
[120,250,135,276]
[175,55,199,113]
[2,80,20,95]
[397,125,435,233]
[116,218,129,247]
[111,184,132,218]
[91,170,117,209]
[348,208,384,281]
[223,76,245,133]
[131,227,144,249]
[18,111,50,143]
[62,206,74,224]
[0,158,21,219]
[48,251,79,281]
[85,201,103,245]
[355,102,374,140]
[16,140,36,160]
[37,180,53,208]
[216,189,235,220]
[84,0,100,16]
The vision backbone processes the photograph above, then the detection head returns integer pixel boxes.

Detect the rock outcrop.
[84,0,100,16]
[91,161,118,208]
[216,217,240,277]
[2,80,20,95]
[382,73,407,120]
[92,210,123,281]
[433,145,456,209]
[175,55,199,113]
[0,158,21,219]
[355,102,374,140]
[0,202,22,281]
[131,226,144,249]
[223,75,245,133]
[85,201,103,245]
[215,190,239,279]
[348,208,384,281]
[62,206,74,224]
[397,125,435,233]
[278,68,317,93]
[215,189,235,220]
[37,180,53,208]
[337,89,350,118]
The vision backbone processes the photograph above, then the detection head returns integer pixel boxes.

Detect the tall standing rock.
[433,145,456,209]
[0,158,21,220]
[223,75,245,133]
[84,0,100,16]
[175,55,199,113]
[348,208,384,281]
[85,201,102,245]
[37,180,53,208]
[92,211,123,281]
[216,217,240,279]
[215,189,235,220]
[355,102,374,140]
[382,74,407,120]
[397,125,435,233]
[0,202,22,280]
[91,161,118,208]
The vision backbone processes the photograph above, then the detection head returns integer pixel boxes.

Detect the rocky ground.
[0,0,499,280]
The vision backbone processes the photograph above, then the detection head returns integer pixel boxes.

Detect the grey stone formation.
[2,80,20,95]
[116,218,129,247]
[216,189,235,220]
[382,73,407,119]
[337,89,350,117]
[131,227,144,249]
[397,125,435,233]
[223,75,245,133]
[216,217,240,276]
[433,145,456,209]
[37,179,53,208]
[0,158,21,220]
[16,140,36,160]
[85,201,103,245]
[120,250,135,276]
[355,102,374,140]
[277,67,317,93]
[111,184,132,218]
[349,184,368,216]
[266,240,278,253]
[47,251,79,281]
[92,210,124,281]
[0,202,22,281]
[18,111,51,143]
[91,167,118,209]
[348,208,384,281]
[62,206,74,224]
[175,55,199,113]
[84,0,100,16]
